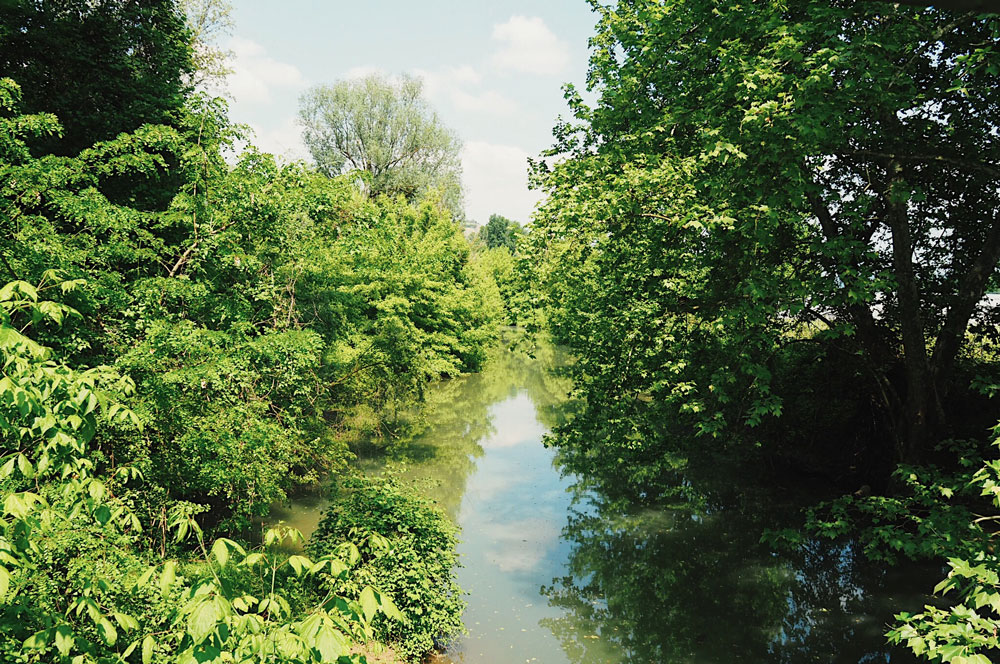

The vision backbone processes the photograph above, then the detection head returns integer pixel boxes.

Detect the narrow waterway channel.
[270,344,935,664]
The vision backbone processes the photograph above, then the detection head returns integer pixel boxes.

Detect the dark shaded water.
[270,345,935,664]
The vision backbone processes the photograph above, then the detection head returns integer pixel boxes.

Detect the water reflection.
[354,342,573,518]
[543,467,932,664]
[273,342,934,663]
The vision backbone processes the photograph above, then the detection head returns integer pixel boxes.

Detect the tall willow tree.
[529,0,1000,469]
[298,74,464,216]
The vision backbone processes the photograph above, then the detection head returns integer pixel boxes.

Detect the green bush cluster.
[309,477,465,662]
[0,278,414,663]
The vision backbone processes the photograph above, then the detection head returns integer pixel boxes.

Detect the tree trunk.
[930,211,1000,392]
[885,160,936,464]
[806,187,904,444]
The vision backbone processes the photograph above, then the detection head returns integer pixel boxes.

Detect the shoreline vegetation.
[2,1,1000,663]
[0,2,525,655]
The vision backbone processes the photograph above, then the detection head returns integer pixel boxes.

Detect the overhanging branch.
[837,149,1000,179]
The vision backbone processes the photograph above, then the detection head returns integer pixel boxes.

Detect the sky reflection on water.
[276,346,933,664]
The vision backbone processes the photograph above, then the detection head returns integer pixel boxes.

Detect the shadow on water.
[270,340,938,663]
[540,468,936,664]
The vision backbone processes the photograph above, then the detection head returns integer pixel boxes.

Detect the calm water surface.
[271,345,934,664]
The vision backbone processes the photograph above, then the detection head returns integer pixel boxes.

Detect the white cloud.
[462,141,543,225]
[490,16,570,76]
[342,66,516,115]
[417,65,481,93]
[480,519,560,573]
[452,89,518,115]
[414,66,517,116]
[227,36,307,105]
[245,117,309,162]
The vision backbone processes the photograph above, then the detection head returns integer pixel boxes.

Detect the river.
[269,344,934,663]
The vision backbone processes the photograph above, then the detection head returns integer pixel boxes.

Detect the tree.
[0,0,194,156]
[528,0,1000,466]
[477,214,523,253]
[179,0,235,92]
[298,74,463,215]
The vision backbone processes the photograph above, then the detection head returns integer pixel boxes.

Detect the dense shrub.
[310,476,465,662]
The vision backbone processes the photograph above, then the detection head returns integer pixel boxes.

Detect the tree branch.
[931,209,1000,389]
[837,149,1000,179]
[165,220,236,279]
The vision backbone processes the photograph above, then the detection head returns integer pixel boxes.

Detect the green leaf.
[16,453,32,479]
[211,539,231,568]
[940,644,966,661]
[378,591,406,623]
[134,566,156,589]
[54,625,74,657]
[120,639,138,660]
[359,586,378,624]
[242,552,266,567]
[94,504,112,525]
[142,635,155,664]
[23,628,51,650]
[187,599,220,644]
[286,554,311,577]
[113,611,139,632]
[0,456,15,479]
[159,561,176,596]
[96,617,117,646]
[314,624,347,661]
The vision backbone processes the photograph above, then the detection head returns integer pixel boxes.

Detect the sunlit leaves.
[125,536,401,663]
[310,476,459,660]
[0,35,492,664]
[210,537,244,568]
[159,560,177,597]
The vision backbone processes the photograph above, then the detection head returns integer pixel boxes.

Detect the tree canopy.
[529,0,1000,466]
[179,0,234,92]
[525,1,1000,661]
[477,214,523,253]
[298,73,464,216]
[0,0,194,156]
[0,2,500,659]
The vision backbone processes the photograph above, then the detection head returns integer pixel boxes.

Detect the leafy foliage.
[776,450,989,565]
[524,1,1000,661]
[0,0,194,155]
[309,476,465,662]
[885,434,1000,662]
[0,71,503,528]
[0,276,408,663]
[0,5,505,658]
[526,0,1000,481]
[299,74,464,217]
[476,214,522,253]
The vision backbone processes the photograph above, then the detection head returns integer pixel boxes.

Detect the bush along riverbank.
[310,477,465,662]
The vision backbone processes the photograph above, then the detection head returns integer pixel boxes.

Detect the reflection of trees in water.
[363,339,574,517]
[542,471,926,664]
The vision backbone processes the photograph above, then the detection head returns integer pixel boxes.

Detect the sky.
[223,1,600,225]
